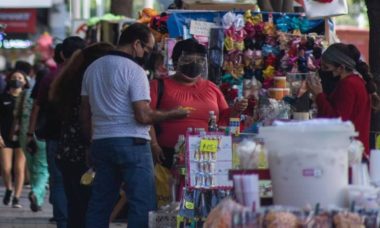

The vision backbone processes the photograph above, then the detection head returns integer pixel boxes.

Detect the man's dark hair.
[118,23,152,47]
[171,39,207,66]
[53,43,64,64]
[61,36,86,59]
[14,61,32,75]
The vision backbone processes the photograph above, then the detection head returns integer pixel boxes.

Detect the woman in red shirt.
[307,43,380,156]
[150,39,248,168]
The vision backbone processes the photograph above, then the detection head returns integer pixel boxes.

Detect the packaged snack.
[333,212,365,228]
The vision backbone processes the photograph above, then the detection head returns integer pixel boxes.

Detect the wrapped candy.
[224,36,234,51]
[244,22,256,39]
[223,12,236,30]
[244,10,263,25]
[263,66,275,79]
[253,50,264,69]
[277,32,290,50]
[265,35,277,46]
[264,21,276,36]
[262,44,280,57]
[276,15,292,32]
[234,14,246,31]
[235,40,245,51]
[265,53,277,67]
[243,49,254,67]
[280,53,290,71]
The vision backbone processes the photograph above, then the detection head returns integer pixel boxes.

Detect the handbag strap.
[156,79,164,109]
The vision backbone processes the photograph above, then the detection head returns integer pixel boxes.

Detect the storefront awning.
[0,0,52,8]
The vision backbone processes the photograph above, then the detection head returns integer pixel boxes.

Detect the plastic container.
[259,119,357,208]
[268,88,284,100]
[273,76,287,88]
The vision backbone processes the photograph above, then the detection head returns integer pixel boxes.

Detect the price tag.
[199,139,218,153]
[185,201,194,210]
[376,134,380,149]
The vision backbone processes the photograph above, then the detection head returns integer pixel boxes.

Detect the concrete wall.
[336,26,369,62]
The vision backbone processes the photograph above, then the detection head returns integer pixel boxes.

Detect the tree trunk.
[365,0,380,146]
[111,0,133,17]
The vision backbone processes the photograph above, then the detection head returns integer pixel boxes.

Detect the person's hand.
[170,107,191,119]
[151,143,165,164]
[0,136,5,148]
[233,98,249,113]
[306,75,323,96]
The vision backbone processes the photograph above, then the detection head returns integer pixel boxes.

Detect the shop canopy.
[0,0,52,8]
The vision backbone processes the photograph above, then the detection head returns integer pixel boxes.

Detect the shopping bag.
[155,164,172,207]
[303,0,348,19]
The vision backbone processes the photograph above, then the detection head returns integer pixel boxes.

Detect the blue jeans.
[86,137,156,228]
[46,140,67,228]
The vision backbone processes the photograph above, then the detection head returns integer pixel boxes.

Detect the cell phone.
[27,140,37,155]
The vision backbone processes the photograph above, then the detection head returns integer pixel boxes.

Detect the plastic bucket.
[259,120,357,207]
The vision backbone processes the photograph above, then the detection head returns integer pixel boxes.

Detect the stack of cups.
[233,174,260,211]
[268,76,290,100]
[370,149,380,186]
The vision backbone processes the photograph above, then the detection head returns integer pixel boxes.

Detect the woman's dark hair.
[14,61,33,75]
[322,43,380,111]
[118,23,152,47]
[53,43,64,64]
[6,70,30,90]
[50,42,115,121]
[171,39,207,66]
[62,36,86,59]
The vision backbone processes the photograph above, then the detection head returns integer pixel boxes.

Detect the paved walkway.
[0,184,126,228]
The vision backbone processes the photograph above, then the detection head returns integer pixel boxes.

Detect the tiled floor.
[0,184,126,228]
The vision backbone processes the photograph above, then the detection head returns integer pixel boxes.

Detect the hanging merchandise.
[186,132,233,189]
[303,0,348,19]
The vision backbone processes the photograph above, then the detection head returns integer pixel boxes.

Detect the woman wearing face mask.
[0,70,30,208]
[149,39,248,170]
[307,43,380,158]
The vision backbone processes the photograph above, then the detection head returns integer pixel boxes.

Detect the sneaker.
[12,197,22,208]
[28,192,41,212]
[3,189,12,205]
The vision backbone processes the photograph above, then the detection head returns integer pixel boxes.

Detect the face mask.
[319,69,339,95]
[8,79,23,89]
[178,62,203,78]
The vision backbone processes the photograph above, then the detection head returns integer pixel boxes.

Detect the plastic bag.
[204,198,248,228]
[155,164,172,208]
[303,0,348,19]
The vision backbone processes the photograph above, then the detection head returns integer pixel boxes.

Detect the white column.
[144,0,154,8]
[82,0,91,19]
[70,0,81,19]
[96,0,104,17]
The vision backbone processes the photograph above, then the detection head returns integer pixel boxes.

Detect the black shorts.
[3,140,21,149]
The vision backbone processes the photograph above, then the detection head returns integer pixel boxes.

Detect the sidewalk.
[0,184,126,228]
[0,184,54,228]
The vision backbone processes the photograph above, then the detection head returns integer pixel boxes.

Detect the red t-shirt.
[316,74,371,155]
[150,78,230,148]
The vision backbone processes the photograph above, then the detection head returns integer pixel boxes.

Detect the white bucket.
[259,119,357,207]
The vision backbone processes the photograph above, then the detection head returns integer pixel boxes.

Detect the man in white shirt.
[81,23,189,228]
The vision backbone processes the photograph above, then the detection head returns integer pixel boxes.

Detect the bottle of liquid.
[208,111,218,132]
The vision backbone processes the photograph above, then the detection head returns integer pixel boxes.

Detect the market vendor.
[149,39,248,169]
[307,43,380,156]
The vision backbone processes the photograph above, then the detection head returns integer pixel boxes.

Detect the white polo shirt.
[81,51,151,140]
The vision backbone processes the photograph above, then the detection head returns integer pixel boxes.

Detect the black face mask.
[8,79,23,89]
[179,62,203,78]
[319,69,339,95]
[135,51,151,68]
